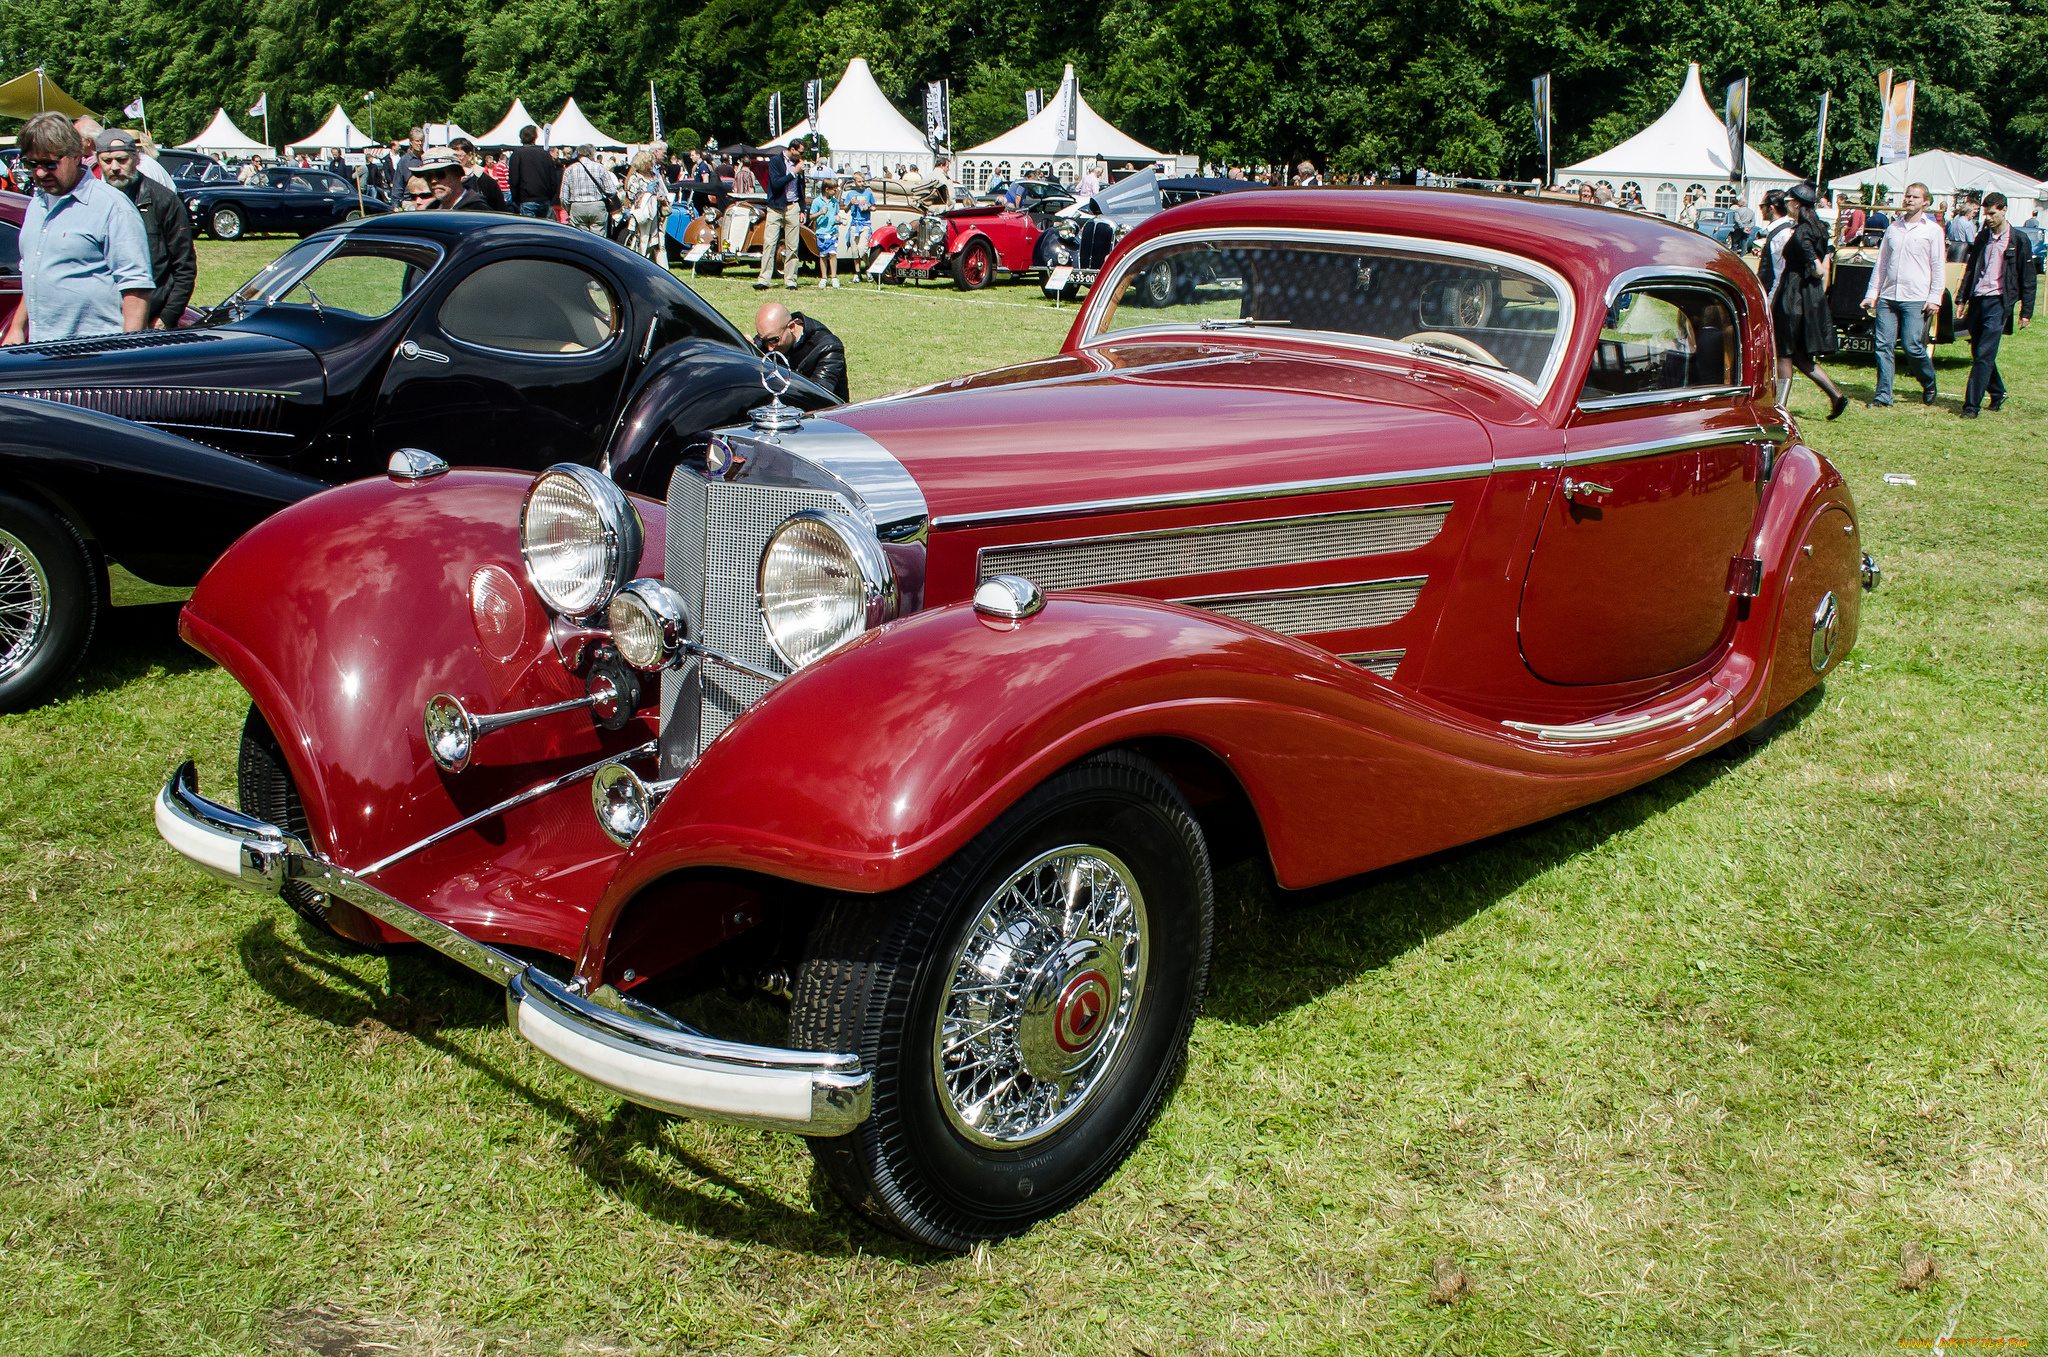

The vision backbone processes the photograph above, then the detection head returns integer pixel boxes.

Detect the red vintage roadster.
[870,199,1049,289]
[156,189,1875,1249]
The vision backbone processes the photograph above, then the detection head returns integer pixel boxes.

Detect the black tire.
[1137,259,1177,308]
[210,206,244,241]
[342,209,363,222]
[792,749,1213,1249]
[236,706,387,952]
[0,492,96,714]
[952,237,996,291]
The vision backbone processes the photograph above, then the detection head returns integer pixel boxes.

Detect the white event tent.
[1559,63,1794,213]
[763,58,935,174]
[545,96,628,151]
[958,64,1165,191]
[426,121,479,147]
[287,104,376,153]
[1827,149,2048,217]
[178,108,272,156]
[477,98,544,149]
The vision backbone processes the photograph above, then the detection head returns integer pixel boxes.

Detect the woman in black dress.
[1773,181,1851,420]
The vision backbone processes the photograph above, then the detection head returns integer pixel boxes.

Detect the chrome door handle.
[397,340,450,363]
[1561,476,1612,500]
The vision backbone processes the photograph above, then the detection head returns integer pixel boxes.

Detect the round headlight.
[592,762,653,846]
[757,511,896,670]
[519,464,643,619]
[607,579,691,671]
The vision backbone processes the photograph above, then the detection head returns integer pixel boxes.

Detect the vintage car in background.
[156,149,231,184]
[867,179,1074,289]
[184,167,393,239]
[156,189,1876,1250]
[978,177,1078,216]
[1035,171,1261,298]
[1825,242,1961,353]
[0,212,837,712]
[679,172,929,275]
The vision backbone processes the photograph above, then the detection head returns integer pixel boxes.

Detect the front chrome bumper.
[153,762,869,1137]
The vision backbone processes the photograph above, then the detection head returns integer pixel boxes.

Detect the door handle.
[1561,475,1612,500]
[397,340,450,364]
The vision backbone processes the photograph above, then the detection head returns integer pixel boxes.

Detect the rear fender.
[1745,444,1862,717]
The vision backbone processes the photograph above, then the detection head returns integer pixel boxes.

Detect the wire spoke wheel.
[0,528,50,681]
[0,494,95,713]
[933,846,1147,1148]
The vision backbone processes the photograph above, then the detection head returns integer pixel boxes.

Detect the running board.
[1503,696,1713,744]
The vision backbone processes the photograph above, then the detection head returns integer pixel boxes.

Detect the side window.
[1581,285,1742,401]
[438,259,620,354]
[0,221,20,276]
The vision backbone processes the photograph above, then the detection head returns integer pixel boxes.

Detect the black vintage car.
[0,212,837,711]
[155,149,231,184]
[1033,172,1261,300]
[185,167,393,240]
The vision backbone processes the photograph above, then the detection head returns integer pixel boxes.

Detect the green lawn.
[1,240,2042,1355]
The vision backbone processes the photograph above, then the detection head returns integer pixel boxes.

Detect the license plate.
[1045,266,1074,293]
[684,243,709,262]
[1837,332,1872,354]
[867,249,896,277]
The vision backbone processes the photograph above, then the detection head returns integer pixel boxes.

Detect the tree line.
[5,0,2043,184]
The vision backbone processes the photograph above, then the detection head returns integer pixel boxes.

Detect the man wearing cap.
[96,131,196,329]
[558,143,618,235]
[3,113,153,344]
[753,302,847,400]
[419,154,489,212]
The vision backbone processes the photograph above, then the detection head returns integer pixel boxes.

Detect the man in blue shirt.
[2,113,153,345]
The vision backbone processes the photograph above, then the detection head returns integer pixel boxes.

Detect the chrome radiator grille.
[1179,576,1425,636]
[661,471,856,774]
[978,503,1449,592]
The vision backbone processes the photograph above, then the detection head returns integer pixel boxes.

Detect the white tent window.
[1655,183,1678,215]
[996,160,1010,185]
[959,64,1163,168]
[1621,181,1642,207]
[1714,184,1738,208]
[1687,183,1707,202]
[1597,180,1614,196]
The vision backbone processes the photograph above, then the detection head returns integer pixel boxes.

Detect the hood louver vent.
[9,330,222,359]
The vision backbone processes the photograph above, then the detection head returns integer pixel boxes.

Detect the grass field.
[1,238,2042,1355]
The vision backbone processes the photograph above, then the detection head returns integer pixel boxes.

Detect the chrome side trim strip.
[1178,575,1426,635]
[357,741,657,877]
[976,502,1452,590]
[1576,385,1751,412]
[1340,648,1405,677]
[1496,427,1763,473]
[931,463,1490,531]
[1502,695,1713,743]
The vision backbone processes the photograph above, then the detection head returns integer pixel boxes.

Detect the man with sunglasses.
[2,113,153,345]
[95,130,196,330]
[752,301,847,400]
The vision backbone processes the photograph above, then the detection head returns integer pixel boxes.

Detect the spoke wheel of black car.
[1138,259,1178,308]
[953,238,996,290]
[0,493,95,715]
[210,206,244,241]
[236,706,388,952]
[791,749,1213,1249]
[342,209,363,221]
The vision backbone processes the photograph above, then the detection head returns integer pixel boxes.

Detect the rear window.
[1090,238,1566,388]
[437,259,619,354]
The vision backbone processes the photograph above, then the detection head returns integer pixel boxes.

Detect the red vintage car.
[870,199,1048,289]
[156,189,1876,1250]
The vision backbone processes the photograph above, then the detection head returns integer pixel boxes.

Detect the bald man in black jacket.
[754,303,849,401]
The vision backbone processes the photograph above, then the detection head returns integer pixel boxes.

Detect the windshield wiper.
[1199,317,1291,330]
[1410,339,1508,372]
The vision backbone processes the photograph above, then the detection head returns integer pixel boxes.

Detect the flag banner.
[1025,88,1041,119]
[805,79,821,126]
[768,91,782,139]
[651,80,663,141]
[1061,77,1078,144]
[248,92,267,117]
[124,96,145,119]
[925,81,945,143]
[1724,77,1748,181]
[1815,90,1830,182]
[1878,77,1914,164]
[1530,74,1550,169]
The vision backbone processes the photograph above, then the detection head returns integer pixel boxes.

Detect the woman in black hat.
[1773,181,1850,419]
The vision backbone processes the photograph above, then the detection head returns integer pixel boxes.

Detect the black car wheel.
[237,705,389,952]
[1138,259,1178,307]
[792,749,1213,1249]
[953,237,996,290]
[0,492,96,714]
[209,206,244,241]
[342,209,363,222]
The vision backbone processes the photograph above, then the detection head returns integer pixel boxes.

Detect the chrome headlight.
[757,510,896,670]
[519,464,643,619]
[607,578,691,671]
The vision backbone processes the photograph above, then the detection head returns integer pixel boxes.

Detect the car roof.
[1158,177,1261,194]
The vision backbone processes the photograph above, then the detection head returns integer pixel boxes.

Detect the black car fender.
[602,340,840,498]
[0,396,329,586]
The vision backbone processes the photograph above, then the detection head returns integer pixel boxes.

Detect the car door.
[1517,276,1767,686]
[303,172,345,227]
[259,171,301,232]
[369,250,635,471]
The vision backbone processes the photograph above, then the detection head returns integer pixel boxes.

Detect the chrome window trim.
[1601,265,1735,311]
[1074,225,1577,403]
[1577,384,1751,412]
[1495,426,1764,473]
[1582,271,1750,407]
[930,462,1490,532]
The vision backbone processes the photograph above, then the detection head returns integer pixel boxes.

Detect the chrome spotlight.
[591,762,677,846]
[607,579,693,672]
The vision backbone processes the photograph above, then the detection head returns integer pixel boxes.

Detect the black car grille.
[7,330,223,359]
[5,386,288,435]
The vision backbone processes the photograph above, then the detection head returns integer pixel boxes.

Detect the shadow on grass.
[234,912,942,1262]
[1202,686,1827,1026]
[62,600,213,703]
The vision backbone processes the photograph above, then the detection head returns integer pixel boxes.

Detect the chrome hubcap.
[933,846,1146,1148]
[0,528,50,681]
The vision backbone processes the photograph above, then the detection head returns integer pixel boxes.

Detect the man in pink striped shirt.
[1859,182,1945,406]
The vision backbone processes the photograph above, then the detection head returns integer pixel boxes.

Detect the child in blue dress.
[811,180,842,288]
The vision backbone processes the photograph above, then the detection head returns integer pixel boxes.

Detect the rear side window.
[438,259,620,354]
[1581,285,1741,402]
[0,221,19,276]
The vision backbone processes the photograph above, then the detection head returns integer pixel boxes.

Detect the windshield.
[1089,237,1568,390]
[222,237,443,321]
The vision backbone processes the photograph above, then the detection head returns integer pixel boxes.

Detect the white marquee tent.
[1827,149,2048,217]
[477,98,544,149]
[958,65,1165,191]
[763,58,935,173]
[286,104,376,153]
[426,121,479,148]
[1560,63,1794,213]
[545,96,628,151]
[178,108,272,156]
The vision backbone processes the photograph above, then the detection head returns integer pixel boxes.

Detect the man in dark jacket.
[448,138,506,211]
[507,125,559,218]
[1956,191,2037,417]
[753,302,848,401]
[95,131,196,328]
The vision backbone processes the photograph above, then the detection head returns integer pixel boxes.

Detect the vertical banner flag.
[768,91,782,140]
[1724,77,1749,182]
[1061,75,1079,144]
[650,80,663,141]
[1025,88,1041,119]
[1814,90,1830,183]
[1531,74,1551,184]
[363,90,375,144]
[805,79,821,128]
[1877,70,1914,164]
[925,81,949,147]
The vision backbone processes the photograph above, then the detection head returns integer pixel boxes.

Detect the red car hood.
[833,342,1500,523]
